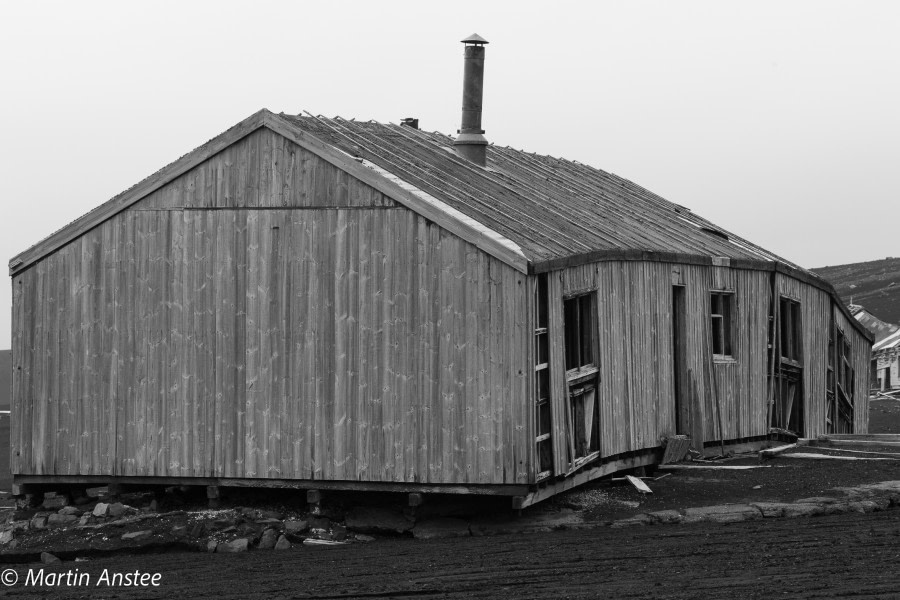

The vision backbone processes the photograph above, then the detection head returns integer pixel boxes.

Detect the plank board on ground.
[625,475,652,494]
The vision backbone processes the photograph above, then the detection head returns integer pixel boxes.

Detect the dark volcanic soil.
[563,455,900,524]
[869,398,900,434]
[4,511,900,599]
[3,401,900,598]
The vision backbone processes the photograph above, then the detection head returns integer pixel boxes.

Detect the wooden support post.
[107,483,124,498]
[206,485,220,509]
[511,495,525,516]
[307,489,322,515]
[408,492,423,517]
[689,371,705,455]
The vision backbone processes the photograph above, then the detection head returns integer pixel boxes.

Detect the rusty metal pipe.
[454,34,489,166]
[460,44,485,135]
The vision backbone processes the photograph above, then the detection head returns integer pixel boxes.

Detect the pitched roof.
[280,114,803,271]
[874,328,900,353]
[9,108,806,275]
[9,109,872,341]
[852,306,900,344]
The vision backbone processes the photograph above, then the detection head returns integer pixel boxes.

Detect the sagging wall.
[535,260,869,476]
[775,274,870,436]
[538,261,770,466]
[11,127,531,485]
[832,304,871,433]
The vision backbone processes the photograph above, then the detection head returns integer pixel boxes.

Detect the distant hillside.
[813,258,900,325]
[0,349,9,409]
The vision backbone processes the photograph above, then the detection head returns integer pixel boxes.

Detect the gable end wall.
[10,128,530,485]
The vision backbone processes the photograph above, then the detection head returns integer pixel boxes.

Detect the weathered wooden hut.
[9,36,872,506]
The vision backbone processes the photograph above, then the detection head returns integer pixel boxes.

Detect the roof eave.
[530,249,874,343]
[9,109,531,277]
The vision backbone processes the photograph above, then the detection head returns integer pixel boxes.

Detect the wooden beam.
[531,252,871,343]
[821,434,900,442]
[759,443,797,460]
[12,474,530,497]
[625,475,652,494]
[778,452,900,461]
[802,445,900,458]
[520,450,660,508]
[657,464,771,470]
[812,438,900,448]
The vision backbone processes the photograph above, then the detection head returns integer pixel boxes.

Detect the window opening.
[780,297,802,363]
[710,292,734,357]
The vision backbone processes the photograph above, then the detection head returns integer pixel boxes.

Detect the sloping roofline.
[8,109,528,275]
[8,109,872,342]
[874,328,900,352]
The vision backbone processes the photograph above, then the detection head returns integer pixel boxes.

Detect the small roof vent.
[700,227,729,241]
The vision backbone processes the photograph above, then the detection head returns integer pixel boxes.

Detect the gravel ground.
[3,509,900,599]
[1,400,899,598]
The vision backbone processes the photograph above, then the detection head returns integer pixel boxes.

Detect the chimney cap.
[461,33,489,45]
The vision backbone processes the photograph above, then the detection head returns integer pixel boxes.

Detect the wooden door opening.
[771,296,804,436]
[563,292,600,471]
[827,322,855,434]
[672,285,689,435]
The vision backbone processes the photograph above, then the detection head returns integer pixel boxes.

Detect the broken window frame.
[835,325,855,432]
[563,291,600,470]
[710,291,734,359]
[779,296,803,366]
[564,292,598,377]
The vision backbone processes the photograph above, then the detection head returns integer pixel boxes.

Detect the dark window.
[710,292,734,357]
[564,294,595,371]
[779,297,802,362]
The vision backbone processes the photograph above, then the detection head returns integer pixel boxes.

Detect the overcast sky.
[1,0,898,349]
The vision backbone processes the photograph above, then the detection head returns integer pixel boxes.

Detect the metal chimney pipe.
[453,34,489,166]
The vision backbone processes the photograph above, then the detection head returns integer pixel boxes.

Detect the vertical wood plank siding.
[833,305,871,434]
[774,274,869,436]
[136,128,397,210]
[538,262,868,466]
[12,129,529,485]
[12,125,869,488]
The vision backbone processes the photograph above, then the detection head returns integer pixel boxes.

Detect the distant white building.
[873,330,900,391]
[849,305,900,392]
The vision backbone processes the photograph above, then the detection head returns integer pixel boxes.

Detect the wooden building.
[9,37,872,506]
[849,305,899,393]
[872,330,900,392]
